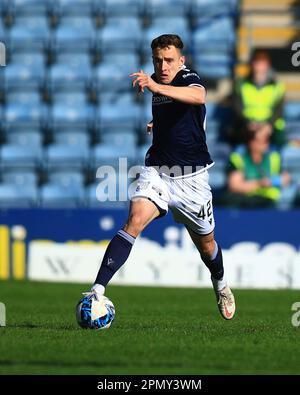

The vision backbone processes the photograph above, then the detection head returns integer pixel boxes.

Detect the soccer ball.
[76,294,115,330]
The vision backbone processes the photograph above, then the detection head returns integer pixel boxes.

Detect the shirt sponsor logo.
[182,72,200,79]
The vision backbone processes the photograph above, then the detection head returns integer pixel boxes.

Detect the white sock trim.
[92,284,105,295]
[211,276,227,292]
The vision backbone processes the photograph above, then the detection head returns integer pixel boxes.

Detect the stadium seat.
[101,0,142,17]
[54,16,96,52]
[9,0,50,16]
[100,129,137,147]
[52,91,88,106]
[51,102,94,130]
[40,182,85,207]
[0,183,38,207]
[145,0,189,17]
[99,17,142,52]
[47,170,85,188]
[135,143,151,166]
[97,101,141,131]
[4,53,45,90]
[0,144,42,169]
[54,0,94,17]
[206,166,226,189]
[86,181,128,208]
[142,17,190,54]
[5,130,43,148]
[192,16,236,52]
[193,52,233,78]
[45,143,89,170]
[4,102,47,129]
[281,146,300,170]
[1,169,38,186]
[94,62,134,91]
[48,53,92,91]
[191,0,238,17]
[53,131,90,148]
[9,16,51,51]
[6,90,41,105]
[92,143,136,169]
[284,102,300,120]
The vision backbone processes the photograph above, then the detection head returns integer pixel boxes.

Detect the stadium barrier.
[0,208,299,289]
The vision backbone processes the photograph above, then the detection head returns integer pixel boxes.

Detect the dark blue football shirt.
[145,67,213,173]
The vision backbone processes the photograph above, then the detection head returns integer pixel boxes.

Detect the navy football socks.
[200,242,224,281]
[94,229,135,287]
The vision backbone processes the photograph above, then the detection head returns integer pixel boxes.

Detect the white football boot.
[215,285,236,320]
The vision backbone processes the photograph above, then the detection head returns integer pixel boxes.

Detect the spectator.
[221,127,290,208]
[229,49,286,147]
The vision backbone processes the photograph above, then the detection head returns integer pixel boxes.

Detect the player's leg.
[185,227,235,320]
[91,198,160,296]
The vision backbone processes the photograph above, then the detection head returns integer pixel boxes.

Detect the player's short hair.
[151,34,184,51]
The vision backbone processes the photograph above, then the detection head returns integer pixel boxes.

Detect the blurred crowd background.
[0,0,299,209]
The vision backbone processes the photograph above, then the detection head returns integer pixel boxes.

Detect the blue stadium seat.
[6,90,41,105]
[0,144,42,169]
[5,130,43,148]
[94,62,134,91]
[192,16,236,52]
[92,143,136,169]
[135,143,151,166]
[45,143,89,170]
[1,169,38,186]
[48,170,85,188]
[191,0,238,17]
[207,166,226,189]
[52,91,88,106]
[51,102,94,129]
[100,129,137,147]
[278,184,299,209]
[9,16,51,51]
[146,0,189,17]
[53,131,90,148]
[99,17,142,52]
[142,17,190,54]
[40,182,85,207]
[282,146,300,170]
[284,102,300,120]
[9,0,50,16]
[54,0,94,16]
[4,53,45,90]
[48,53,92,91]
[54,16,96,52]
[86,182,127,208]
[101,0,142,17]
[193,52,233,78]
[97,102,141,130]
[4,102,47,128]
[0,183,38,207]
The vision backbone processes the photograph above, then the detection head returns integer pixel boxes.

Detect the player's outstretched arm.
[130,71,205,105]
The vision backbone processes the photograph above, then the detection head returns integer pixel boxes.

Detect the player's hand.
[147,121,153,134]
[129,70,159,94]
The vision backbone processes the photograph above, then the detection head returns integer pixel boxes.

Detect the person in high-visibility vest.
[222,127,290,208]
[231,49,286,147]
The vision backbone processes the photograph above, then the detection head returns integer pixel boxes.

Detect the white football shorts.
[129,165,215,235]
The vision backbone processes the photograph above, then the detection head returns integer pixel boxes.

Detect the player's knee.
[199,239,215,259]
[124,214,146,237]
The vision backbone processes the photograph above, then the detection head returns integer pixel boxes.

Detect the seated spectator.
[229,49,286,148]
[221,127,290,208]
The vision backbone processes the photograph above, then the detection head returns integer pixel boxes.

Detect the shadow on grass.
[6,323,78,331]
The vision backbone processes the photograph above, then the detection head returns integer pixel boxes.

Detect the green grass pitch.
[0,280,300,375]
